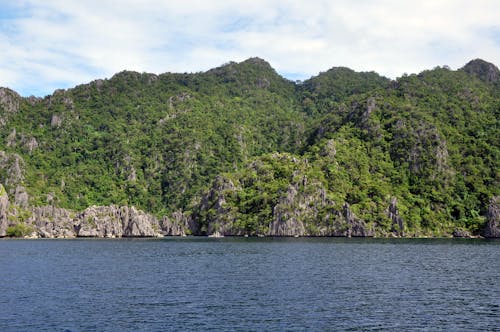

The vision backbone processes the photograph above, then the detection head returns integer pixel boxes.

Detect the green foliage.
[0,57,498,236]
[6,223,33,237]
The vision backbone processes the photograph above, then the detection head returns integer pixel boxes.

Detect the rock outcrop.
[28,206,76,238]
[0,151,25,189]
[198,176,241,236]
[269,180,322,236]
[484,196,500,238]
[1,198,164,238]
[387,197,404,236]
[0,87,20,113]
[338,203,375,237]
[161,210,194,236]
[452,228,472,238]
[75,205,162,238]
[197,153,377,237]
[0,184,10,236]
[461,59,500,83]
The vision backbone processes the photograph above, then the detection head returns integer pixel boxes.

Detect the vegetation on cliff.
[0,57,498,237]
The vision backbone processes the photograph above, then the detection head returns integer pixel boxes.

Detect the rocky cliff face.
[75,205,162,237]
[197,160,376,237]
[338,203,375,237]
[197,175,242,236]
[28,206,76,238]
[484,196,500,238]
[161,210,195,236]
[0,88,20,114]
[0,184,9,236]
[387,197,404,236]
[0,190,165,238]
[461,59,500,83]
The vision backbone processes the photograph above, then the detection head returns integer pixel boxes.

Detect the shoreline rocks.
[1,186,499,239]
[1,200,165,239]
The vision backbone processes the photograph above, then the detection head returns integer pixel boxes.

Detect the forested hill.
[0,57,499,237]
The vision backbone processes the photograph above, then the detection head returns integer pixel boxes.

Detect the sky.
[1,0,499,97]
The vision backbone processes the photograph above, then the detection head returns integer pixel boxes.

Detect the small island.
[0,58,499,239]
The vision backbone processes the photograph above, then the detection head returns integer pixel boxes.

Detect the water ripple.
[0,238,498,331]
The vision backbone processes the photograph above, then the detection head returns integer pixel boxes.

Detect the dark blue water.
[0,238,499,331]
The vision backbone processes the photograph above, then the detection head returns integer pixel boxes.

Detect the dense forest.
[0,57,498,237]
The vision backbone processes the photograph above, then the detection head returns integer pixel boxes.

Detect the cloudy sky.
[1,0,499,96]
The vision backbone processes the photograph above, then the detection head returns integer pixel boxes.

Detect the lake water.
[0,238,499,331]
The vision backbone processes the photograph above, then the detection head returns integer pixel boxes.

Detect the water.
[0,238,499,331]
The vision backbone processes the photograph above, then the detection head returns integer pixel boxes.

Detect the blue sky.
[1,0,499,97]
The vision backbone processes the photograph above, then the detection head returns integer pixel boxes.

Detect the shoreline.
[0,234,492,240]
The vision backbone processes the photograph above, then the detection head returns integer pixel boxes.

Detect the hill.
[0,58,498,237]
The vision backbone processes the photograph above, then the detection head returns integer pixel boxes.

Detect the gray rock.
[23,136,39,153]
[161,210,194,236]
[0,184,10,236]
[484,196,500,238]
[338,203,374,237]
[124,206,161,237]
[76,205,125,237]
[387,197,404,236]
[28,206,76,238]
[14,185,29,208]
[1,193,164,238]
[461,59,500,83]
[0,151,25,188]
[75,205,162,238]
[269,184,307,236]
[200,176,241,236]
[6,128,16,147]
[0,88,20,113]
[452,228,472,238]
[50,114,63,127]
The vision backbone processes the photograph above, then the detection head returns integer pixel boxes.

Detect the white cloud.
[0,0,499,96]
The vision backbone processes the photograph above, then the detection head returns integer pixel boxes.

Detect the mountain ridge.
[4,57,498,99]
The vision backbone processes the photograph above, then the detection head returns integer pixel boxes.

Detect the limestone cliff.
[484,196,500,238]
[0,184,9,236]
[161,210,195,236]
[387,197,404,236]
[196,154,375,237]
[28,206,76,238]
[0,196,164,238]
[75,205,162,237]
[197,175,242,236]
[268,181,375,237]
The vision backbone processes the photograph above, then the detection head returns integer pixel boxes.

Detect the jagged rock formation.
[0,58,498,237]
[28,206,76,238]
[0,151,25,189]
[268,181,375,237]
[338,203,374,237]
[0,184,165,237]
[0,184,9,236]
[387,197,404,236]
[269,183,308,236]
[75,205,162,237]
[198,176,241,235]
[484,196,500,238]
[198,155,375,237]
[161,210,195,236]
[0,88,20,114]
[461,59,500,83]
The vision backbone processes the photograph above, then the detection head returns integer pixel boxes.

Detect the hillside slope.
[0,58,498,237]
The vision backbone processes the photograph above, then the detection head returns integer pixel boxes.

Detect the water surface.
[0,238,499,331]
